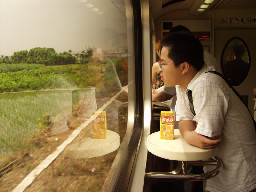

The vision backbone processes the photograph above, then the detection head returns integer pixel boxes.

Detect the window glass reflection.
[221,37,251,86]
[0,0,128,191]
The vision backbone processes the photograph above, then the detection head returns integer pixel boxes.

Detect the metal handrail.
[145,156,222,181]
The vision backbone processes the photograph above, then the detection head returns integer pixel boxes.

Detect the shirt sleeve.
[175,86,194,121]
[193,80,229,137]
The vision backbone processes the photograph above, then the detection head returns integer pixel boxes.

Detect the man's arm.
[152,87,173,102]
[179,120,221,149]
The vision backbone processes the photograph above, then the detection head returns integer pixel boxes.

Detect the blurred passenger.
[152,40,164,89]
[222,44,250,86]
[161,32,256,192]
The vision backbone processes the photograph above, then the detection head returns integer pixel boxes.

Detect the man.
[160,32,256,192]
[152,25,217,109]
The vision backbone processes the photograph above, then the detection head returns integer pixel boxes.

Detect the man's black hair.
[161,32,205,71]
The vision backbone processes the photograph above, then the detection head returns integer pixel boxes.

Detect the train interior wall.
[214,8,256,114]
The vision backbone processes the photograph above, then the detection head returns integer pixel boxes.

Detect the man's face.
[160,46,183,87]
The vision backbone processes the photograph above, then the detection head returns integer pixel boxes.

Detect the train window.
[0,0,136,191]
[221,37,251,86]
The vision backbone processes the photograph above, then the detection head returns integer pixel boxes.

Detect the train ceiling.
[162,0,185,8]
[150,0,256,19]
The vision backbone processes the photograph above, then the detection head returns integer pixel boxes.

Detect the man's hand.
[183,131,221,149]
[179,120,221,149]
[123,85,128,93]
[152,87,173,102]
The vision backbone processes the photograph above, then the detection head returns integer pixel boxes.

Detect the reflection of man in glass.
[223,45,250,86]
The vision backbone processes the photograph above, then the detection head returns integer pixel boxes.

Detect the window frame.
[101,0,144,191]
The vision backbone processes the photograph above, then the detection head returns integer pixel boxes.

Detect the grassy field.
[0,63,45,73]
[0,64,88,92]
[0,88,97,156]
[0,59,124,156]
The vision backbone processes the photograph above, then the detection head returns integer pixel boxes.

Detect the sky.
[0,0,127,56]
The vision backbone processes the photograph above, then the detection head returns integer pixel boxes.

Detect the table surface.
[66,130,120,159]
[146,129,217,161]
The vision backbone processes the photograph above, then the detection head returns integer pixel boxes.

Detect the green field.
[0,60,124,156]
[0,63,45,73]
[0,64,92,92]
[0,88,97,155]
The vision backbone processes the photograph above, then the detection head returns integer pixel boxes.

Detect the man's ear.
[180,62,190,75]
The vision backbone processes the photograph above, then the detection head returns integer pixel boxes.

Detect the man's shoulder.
[192,71,225,89]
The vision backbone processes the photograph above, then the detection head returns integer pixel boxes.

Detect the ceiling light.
[204,0,214,4]
[200,4,209,8]
[197,8,205,12]
[80,0,87,3]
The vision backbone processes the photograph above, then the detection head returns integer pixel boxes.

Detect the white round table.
[146,129,217,161]
[66,130,120,159]
[145,129,222,180]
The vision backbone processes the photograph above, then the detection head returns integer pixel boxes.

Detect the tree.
[9,47,77,65]
[27,47,56,65]
[12,50,28,63]
[80,49,93,64]
[58,52,76,64]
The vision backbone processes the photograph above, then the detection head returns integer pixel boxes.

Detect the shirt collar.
[187,65,209,91]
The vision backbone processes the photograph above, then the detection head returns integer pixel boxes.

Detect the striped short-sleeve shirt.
[176,65,256,192]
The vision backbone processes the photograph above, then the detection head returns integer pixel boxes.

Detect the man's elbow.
[200,136,222,149]
[183,131,221,149]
